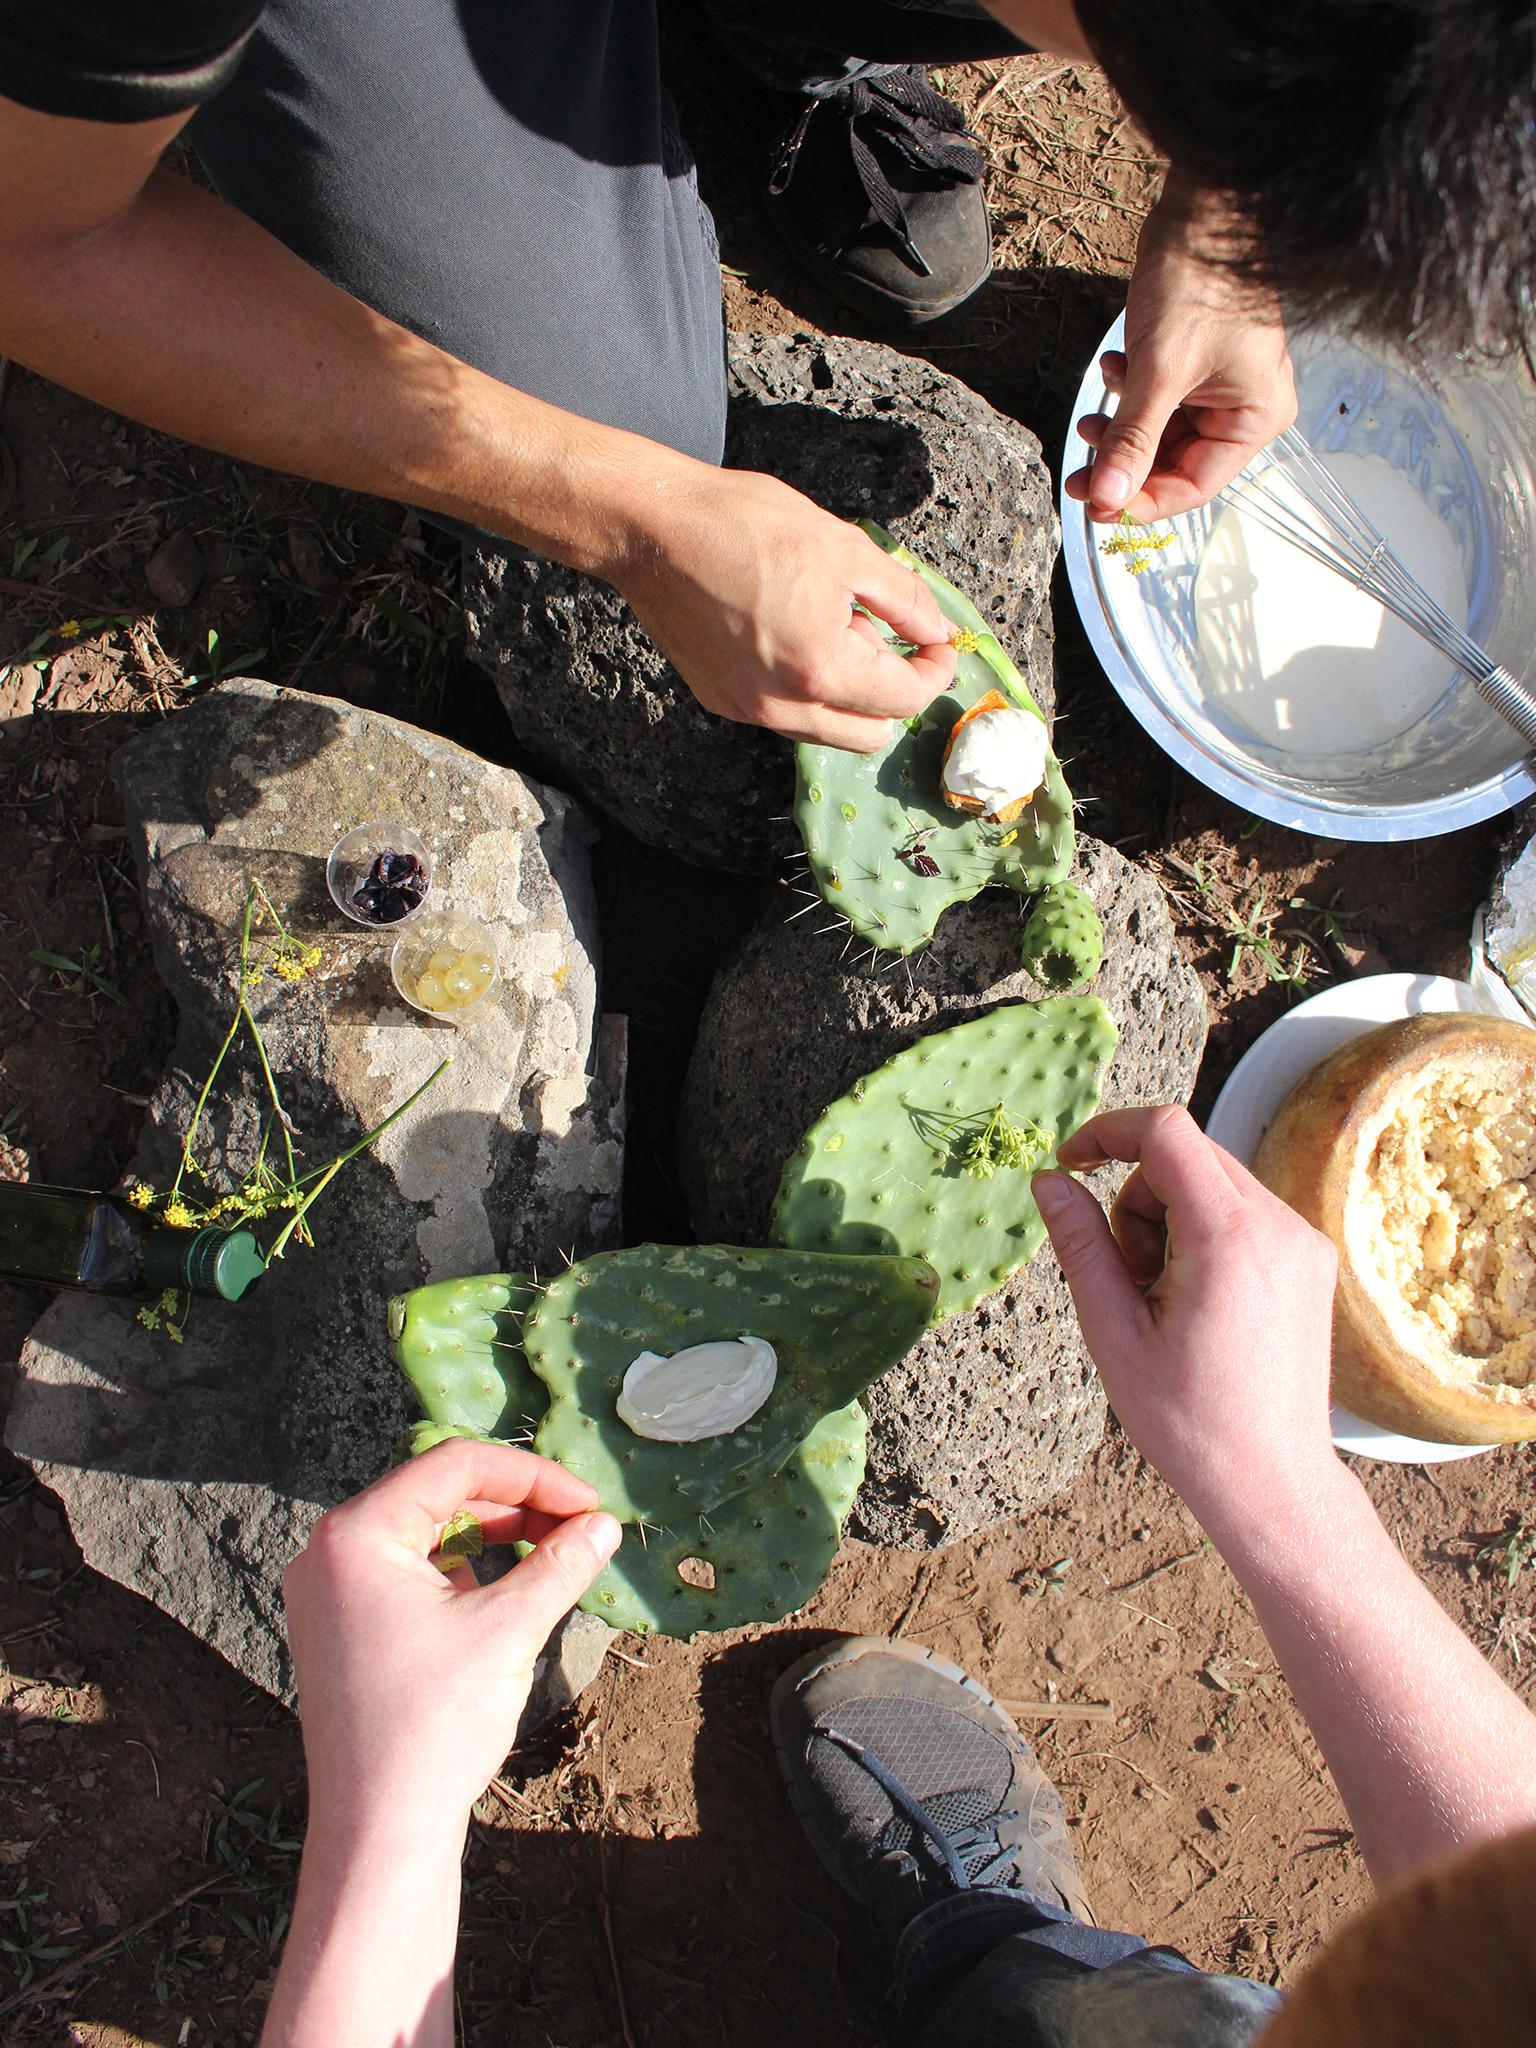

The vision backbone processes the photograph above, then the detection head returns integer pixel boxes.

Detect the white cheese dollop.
[616,1335,778,1443]
[942,705,1048,816]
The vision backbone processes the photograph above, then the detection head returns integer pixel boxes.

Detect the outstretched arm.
[0,95,954,751]
[260,1440,621,2048]
[1034,1106,1536,1886]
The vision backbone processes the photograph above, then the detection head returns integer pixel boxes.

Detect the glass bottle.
[0,1184,266,1301]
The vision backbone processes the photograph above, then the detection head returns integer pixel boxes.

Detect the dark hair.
[1077,0,1536,356]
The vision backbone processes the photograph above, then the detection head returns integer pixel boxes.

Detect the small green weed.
[29,944,127,1006]
[1020,1557,1073,1599]
[1290,892,1362,951]
[1187,862,1312,991]
[0,1876,81,1993]
[1478,1519,1536,1587]
[190,627,269,686]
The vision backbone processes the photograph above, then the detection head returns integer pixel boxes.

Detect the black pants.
[189,0,1023,479]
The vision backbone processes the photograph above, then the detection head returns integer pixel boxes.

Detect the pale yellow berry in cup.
[464,951,495,993]
[427,949,459,976]
[415,969,447,1011]
[446,965,480,1003]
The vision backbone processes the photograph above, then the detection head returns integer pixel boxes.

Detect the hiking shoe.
[761,67,992,327]
[770,1635,1092,1934]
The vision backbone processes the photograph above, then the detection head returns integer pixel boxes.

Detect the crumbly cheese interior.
[1354,1061,1536,1394]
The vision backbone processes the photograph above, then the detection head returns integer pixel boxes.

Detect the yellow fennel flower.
[950,627,981,654]
[162,1198,196,1229]
[127,1183,155,1210]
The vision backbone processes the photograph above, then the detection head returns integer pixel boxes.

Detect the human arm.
[0,93,954,750]
[259,1440,622,2048]
[1032,1105,1536,1886]
[1063,176,1297,522]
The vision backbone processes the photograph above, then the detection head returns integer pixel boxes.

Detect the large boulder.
[679,840,1207,1547]
[463,330,1059,873]
[6,680,621,1715]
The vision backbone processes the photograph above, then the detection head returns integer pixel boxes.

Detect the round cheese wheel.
[1254,1013,1536,1444]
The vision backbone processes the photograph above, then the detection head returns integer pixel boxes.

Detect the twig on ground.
[999,1697,1116,1723]
[0,1869,236,2022]
[1057,1750,1172,1801]
[1110,1546,1204,1597]
[125,1736,162,1799]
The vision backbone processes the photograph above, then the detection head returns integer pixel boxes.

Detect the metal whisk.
[1228,425,1536,755]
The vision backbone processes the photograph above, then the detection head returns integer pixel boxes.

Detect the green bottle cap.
[143,1226,267,1302]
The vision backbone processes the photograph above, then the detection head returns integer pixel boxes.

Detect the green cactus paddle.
[524,1243,937,1524]
[791,524,1074,959]
[389,1271,545,1439]
[772,997,1118,1322]
[577,1401,867,1637]
[1021,879,1106,991]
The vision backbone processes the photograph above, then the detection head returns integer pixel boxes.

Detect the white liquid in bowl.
[1194,452,1469,756]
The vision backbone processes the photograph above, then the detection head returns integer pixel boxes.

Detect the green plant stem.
[172,1006,244,1200]
[263,1057,451,1265]
[172,887,263,1197]
[239,996,301,1190]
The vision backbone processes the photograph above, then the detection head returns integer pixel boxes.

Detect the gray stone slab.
[7,680,624,1708]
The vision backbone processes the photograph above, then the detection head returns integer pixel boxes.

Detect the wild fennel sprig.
[129,878,451,1337]
[910,1101,1052,1180]
[1098,510,1175,577]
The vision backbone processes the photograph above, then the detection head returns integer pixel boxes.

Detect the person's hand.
[615,463,957,751]
[283,1439,621,1844]
[1031,1104,1337,1537]
[1064,178,1297,525]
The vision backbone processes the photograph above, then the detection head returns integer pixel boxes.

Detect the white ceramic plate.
[1205,972,1522,1464]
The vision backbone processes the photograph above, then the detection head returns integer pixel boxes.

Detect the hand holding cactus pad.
[524,1244,938,1524]
[793,525,1074,957]
[576,1402,867,1635]
[772,997,1118,1322]
[389,1272,544,1438]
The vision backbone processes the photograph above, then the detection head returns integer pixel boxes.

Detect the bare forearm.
[1,166,684,579]
[1210,1462,1536,1885]
[260,1812,466,2048]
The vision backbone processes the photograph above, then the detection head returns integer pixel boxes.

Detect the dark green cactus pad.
[1021,879,1106,991]
[389,1272,546,1440]
[771,997,1118,1322]
[576,1402,867,1637]
[524,1244,937,1524]
[792,524,1073,958]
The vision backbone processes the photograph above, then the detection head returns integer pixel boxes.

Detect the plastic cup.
[391,912,502,1021]
[326,820,433,929]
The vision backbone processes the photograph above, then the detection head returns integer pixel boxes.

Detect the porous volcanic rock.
[463,330,1059,873]
[679,840,1206,1547]
[7,680,622,1715]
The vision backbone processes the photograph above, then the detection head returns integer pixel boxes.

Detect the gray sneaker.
[770,1635,1093,1934]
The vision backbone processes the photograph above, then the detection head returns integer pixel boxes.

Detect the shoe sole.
[769,1634,1023,1903]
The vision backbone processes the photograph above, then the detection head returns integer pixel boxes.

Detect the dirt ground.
[2,36,1533,2048]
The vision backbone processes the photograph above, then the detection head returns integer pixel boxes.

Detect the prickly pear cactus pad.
[390,1273,545,1439]
[792,525,1073,957]
[524,1244,937,1524]
[1020,880,1106,992]
[772,997,1118,1323]
[577,1402,867,1637]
